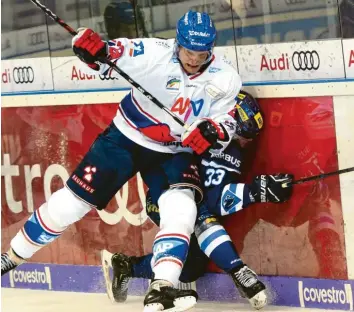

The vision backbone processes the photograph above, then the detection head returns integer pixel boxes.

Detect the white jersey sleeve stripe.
[131,89,160,123]
[118,104,138,130]
[201,159,241,174]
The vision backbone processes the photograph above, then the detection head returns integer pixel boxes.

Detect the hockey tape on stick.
[29,0,188,129]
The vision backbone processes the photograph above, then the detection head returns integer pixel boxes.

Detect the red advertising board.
[1,96,347,279]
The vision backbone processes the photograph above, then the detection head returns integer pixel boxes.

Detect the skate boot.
[111,252,137,302]
[1,248,25,276]
[230,264,267,310]
[143,279,198,312]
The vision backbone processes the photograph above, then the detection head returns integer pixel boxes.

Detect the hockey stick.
[29,0,187,129]
[282,166,354,187]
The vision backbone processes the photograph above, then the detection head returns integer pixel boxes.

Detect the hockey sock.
[10,188,91,259]
[11,203,65,259]
[197,220,243,272]
[152,229,190,287]
[131,254,154,279]
[205,234,243,272]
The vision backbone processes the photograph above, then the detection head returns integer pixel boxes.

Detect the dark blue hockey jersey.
[200,141,253,216]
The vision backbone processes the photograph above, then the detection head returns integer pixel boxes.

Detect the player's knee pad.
[47,187,92,229]
[158,187,197,235]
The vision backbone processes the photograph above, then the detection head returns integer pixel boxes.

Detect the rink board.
[1,94,350,280]
[1,262,354,311]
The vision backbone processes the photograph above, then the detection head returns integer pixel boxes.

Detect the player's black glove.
[249,173,294,203]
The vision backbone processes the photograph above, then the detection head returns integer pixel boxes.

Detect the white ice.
[1,288,345,312]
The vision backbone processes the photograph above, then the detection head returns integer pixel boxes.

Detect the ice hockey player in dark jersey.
[103,91,294,310]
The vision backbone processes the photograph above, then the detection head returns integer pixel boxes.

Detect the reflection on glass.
[339,0,354,38]
[104,1,148,40]
[230,0,341,45]
[138,0,235,46]
[1,0,350,59]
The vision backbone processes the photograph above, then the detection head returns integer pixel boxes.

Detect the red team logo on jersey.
[83,166,97,183]
[108,40,125,59]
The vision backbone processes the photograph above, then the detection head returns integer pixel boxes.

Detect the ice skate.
[101,249,138,303]
[1,248,25,276]
[230,264,267,310]
[111,252,138,302]
[143,279,198,312]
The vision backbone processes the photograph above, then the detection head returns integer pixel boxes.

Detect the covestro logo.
[298,281,353,310]
[9,267,52,290]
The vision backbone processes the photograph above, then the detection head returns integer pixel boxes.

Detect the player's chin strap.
[174,42,214,67]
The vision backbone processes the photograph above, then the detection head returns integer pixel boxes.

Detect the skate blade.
[249,290,267,310]
[143,296,197,312]
[100,249,115,303]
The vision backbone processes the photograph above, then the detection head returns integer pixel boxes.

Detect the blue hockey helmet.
[176,11,216,52]
[233,90,263,139]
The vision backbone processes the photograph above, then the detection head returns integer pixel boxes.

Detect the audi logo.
[99,74,118,81]
[292,51,320,71]
[285,0,306,4]
[28,31,46,46]
[13,67,35,84]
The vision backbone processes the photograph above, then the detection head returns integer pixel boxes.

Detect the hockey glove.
[72,28,108,70]
[182,119,224,155]
[249,173,294,203]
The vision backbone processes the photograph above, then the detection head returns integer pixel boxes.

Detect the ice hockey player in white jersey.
[104,91,294,310]
[1,10,241,312]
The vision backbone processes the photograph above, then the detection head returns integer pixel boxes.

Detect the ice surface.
[1,288,346,312]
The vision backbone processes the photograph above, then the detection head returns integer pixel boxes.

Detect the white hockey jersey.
[97,38,242,154]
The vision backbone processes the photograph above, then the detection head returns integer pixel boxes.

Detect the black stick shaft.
[30,0,187,128]
[292,167,354,185]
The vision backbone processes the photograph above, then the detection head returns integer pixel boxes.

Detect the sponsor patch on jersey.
[108,40,125,59]
[156,40,171,49]
[221,189,241,212]
[129,41,145,57]
[223,193,236,209]
[208,67,221,73]
[166,76,181,90]
[205,84,225,99]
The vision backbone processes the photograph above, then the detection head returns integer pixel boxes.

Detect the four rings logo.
[285,0,306,4]
[292,51,320,71]
[99,74,119,81]
[13,67,35,84]
[28,31,46,46]
[71,65,119,81]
